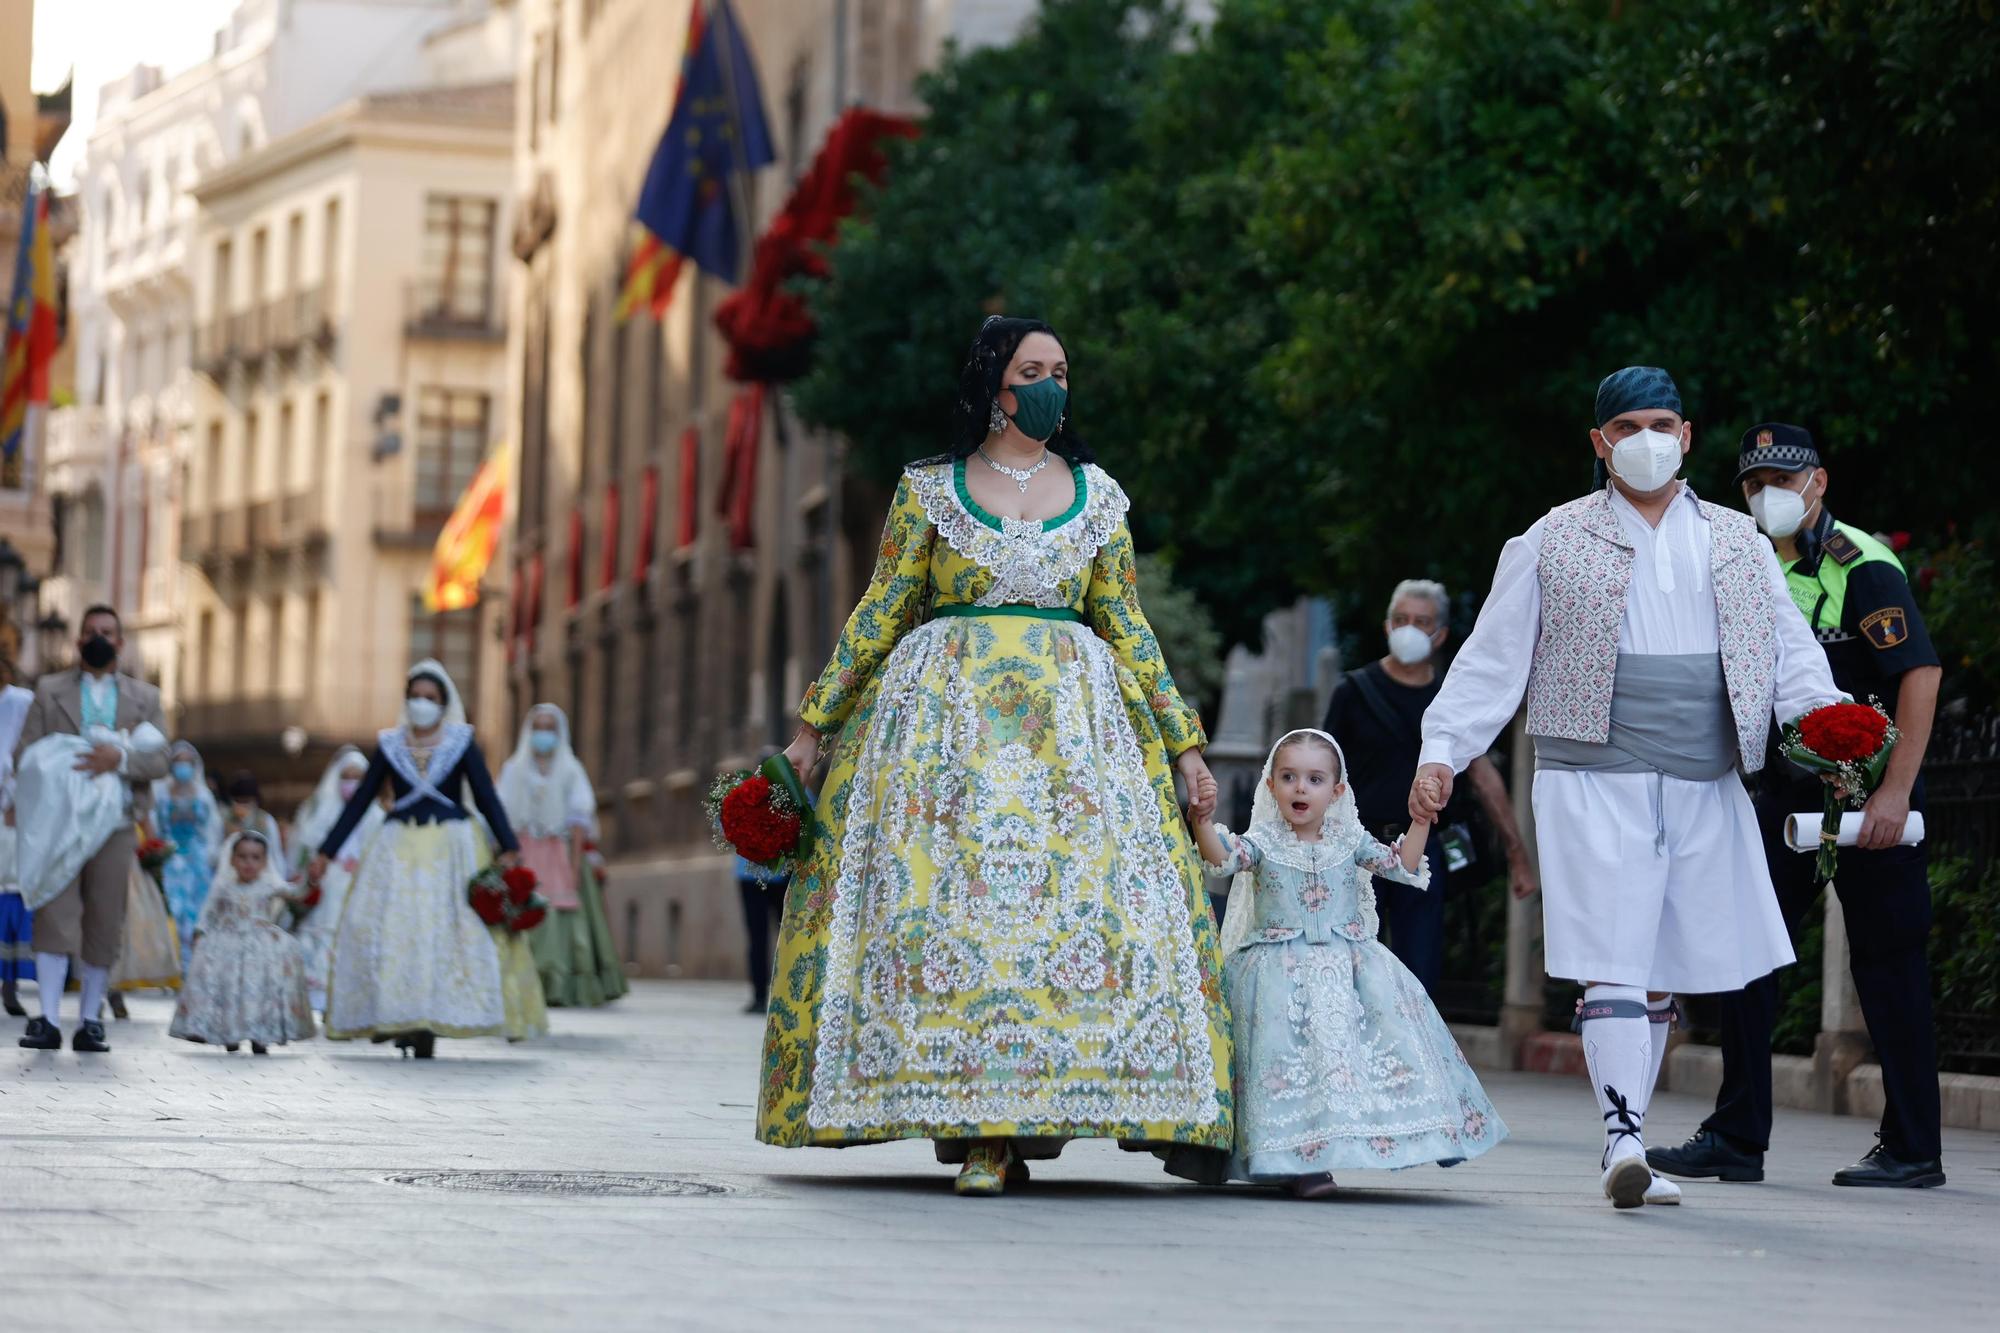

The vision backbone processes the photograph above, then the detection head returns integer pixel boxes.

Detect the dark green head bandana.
[1594,366,1682,427]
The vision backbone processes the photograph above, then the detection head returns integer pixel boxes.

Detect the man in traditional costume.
[1410,368,1841,1208]
[13,606,171,1053]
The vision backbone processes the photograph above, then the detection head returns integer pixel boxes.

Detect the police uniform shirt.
[1781,509,1939,706]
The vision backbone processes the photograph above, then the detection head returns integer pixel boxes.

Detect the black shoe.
[2,982,23,1017]
[18,1016,60,1049]
[744,997,769,1014]
[251,1042,269,1056]
[410,1031,436,1060]
[72,1021,111,1053]
[225,1043,241,1053]
[106,991,130,1021]
[1832,1138,1945,1189]
[1647,1128,1765,1182]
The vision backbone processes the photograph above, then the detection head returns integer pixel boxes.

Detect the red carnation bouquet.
[705,755,816,875]
[1780,699,1899,878]
[468,864,550,933]
[286,882,323,929]
[135,835,173,888]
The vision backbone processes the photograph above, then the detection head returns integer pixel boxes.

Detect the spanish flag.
[425,445,511,613]
[2,165,58,476]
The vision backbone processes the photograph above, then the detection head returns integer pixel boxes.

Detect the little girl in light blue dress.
[1181,728,1506,1197]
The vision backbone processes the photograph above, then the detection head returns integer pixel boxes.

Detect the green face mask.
[1004,377,1067,443]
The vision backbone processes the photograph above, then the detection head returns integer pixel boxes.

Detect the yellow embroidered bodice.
[798,459,1207,755]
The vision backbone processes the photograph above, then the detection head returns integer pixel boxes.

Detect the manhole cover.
[388,1171,733,1198]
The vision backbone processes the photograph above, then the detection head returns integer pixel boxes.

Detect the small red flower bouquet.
[135,836,173,886]
[1780,699,1899,878]
[286,882,323,929]
[705,755,816,875]
[468,864,549,933]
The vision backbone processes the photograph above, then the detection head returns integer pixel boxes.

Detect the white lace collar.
[378,723,474,814]
[1243,815,1364,874]
[905,460,1129,608]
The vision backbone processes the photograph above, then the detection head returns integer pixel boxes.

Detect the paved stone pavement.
[3,982,1994,1331]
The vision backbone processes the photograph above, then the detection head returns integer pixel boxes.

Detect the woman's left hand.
[1177,750,1218,821]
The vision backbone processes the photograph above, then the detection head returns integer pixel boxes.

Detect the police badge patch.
[1860,606,1909,649]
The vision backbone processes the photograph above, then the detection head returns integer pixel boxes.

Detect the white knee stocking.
[1580,983,1651,1167]
[78,964,110,1027]
[1641,994,1677,1117]
[34,954,69,1023]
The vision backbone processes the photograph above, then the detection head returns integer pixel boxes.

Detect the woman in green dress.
[497,704,627,1007]
[758,317,1233,1194]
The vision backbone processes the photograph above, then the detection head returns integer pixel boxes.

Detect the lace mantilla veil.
[1216,727,1364,956]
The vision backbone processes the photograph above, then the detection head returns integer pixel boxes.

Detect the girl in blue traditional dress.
[151,740,224,970]
[1182,729,1506,1197]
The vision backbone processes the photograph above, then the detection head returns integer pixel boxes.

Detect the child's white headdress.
[1218,727,1363,954]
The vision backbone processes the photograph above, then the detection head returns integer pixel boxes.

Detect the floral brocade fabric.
[759,461,1232,1152]
[170,871,315,1047]
[1204,827,1505,1178]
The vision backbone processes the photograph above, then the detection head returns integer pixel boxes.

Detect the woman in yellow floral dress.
[760,317,1234,1194]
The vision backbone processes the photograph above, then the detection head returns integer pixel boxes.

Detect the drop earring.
[987,400,1008,435]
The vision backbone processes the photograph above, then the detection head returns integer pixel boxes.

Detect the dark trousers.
[738,877,784,1004]
[1704,788,1940,1161]
[1376,852,1450,996]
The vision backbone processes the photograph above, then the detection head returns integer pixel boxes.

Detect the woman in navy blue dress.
[307,660,518,1058]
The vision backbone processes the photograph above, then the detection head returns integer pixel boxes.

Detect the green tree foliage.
[1245,0,1660,614]
[794,0,1997,659]
[789,0,1185,483]
[1045,0,1390,643]
[1134,552,1225,719]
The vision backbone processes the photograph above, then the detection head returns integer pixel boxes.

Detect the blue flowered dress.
[154,787,222,969]
[1204,821,1505,1178]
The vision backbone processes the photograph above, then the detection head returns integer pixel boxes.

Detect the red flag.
[676,427,700,549]
[634,464,660,585]
[3,168,59,468]
[715,384,764,550]
[424,446,511,612]
[599,480,622,591]
[566,509,584,609]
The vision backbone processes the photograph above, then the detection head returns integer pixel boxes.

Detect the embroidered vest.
[1524,490,1778,772]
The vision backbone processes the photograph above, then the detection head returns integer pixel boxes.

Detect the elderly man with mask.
[1323,578,1539,995]
[1410,368,1840,1209]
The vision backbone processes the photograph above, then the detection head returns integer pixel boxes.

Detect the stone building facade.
[504,0,1040,978]
[175,1,520,802]
[46,0,518,773]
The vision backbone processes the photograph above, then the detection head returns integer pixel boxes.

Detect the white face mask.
[405,697,444,730]
[1387,624,1436,665]
[1748,479,1816,539]
[1606,426,1684,494]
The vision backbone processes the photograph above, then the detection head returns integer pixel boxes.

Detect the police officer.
[1650,423,1945,1189]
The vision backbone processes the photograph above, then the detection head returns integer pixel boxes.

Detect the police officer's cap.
[1735,422,1822,484]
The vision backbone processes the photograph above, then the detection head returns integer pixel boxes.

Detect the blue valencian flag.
[619,0,774,321]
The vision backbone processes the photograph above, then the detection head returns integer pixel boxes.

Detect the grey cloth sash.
[1534,653,1737,855]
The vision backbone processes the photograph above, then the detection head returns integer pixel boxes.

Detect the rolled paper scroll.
[1784,811,1925,853]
